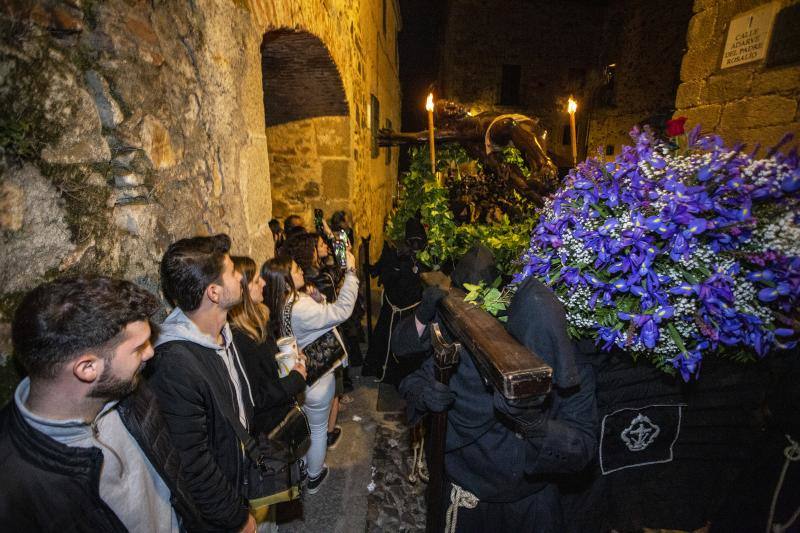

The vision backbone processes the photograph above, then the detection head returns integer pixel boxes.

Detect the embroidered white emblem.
[620,413,660,452]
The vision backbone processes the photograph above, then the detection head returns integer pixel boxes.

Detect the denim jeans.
[301,372,335,478]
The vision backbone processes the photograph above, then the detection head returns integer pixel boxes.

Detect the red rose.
[666,116,688,137]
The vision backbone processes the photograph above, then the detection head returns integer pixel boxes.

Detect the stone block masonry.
[586,0,695,162]
[675,0,800,152]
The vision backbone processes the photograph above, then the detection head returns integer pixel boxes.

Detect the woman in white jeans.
[262,250,358,494]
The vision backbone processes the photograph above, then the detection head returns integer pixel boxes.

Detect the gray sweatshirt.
[155,307,254,428]
[14,378,180,533]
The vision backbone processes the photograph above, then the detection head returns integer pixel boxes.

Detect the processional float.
[378,102,560,531]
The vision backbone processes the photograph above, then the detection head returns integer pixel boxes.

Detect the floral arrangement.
[387,144,538,273]
[514,122,800,380]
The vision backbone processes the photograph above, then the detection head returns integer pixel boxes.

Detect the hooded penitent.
[506,276,580,388]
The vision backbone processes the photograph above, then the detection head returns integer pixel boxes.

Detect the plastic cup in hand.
[275,336,298,377]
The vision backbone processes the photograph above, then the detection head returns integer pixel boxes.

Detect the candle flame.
[567,97,577,114]
[426,93,434,112]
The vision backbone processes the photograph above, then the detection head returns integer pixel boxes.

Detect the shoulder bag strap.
[281,297,294,338]
[169,342,263,465]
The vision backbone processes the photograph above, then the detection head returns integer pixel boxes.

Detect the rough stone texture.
[85,70,124,129]
[39,66,111,164]
[0,179,25,232]
[719,95,798,130]
[366,414,427,532]
[0,0,400,399]
[438,0,608,167]
[438,0,693,166]
[248,0,401,252]
[676,80,706,109]
[0,165,75,294]
[682,103,724,131]
[702,70,754,104]
[675,0,800,152]
[586,0,694,161]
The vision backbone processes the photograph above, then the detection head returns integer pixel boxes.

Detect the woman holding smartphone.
[261,250,358,494]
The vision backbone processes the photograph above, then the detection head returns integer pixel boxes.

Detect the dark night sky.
[397,0,448,133]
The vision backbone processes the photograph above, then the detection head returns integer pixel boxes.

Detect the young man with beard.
[147,234,258,533]
[0,276,203,532]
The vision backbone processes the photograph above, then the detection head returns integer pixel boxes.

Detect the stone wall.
[586,0,694,161]
[438,0,606,167]
[675,0,800,151]
[0,0,400,398]
[437,0,695,167]
[267,116,353,222]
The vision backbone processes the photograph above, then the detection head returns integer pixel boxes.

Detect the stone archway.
[261,29,352,225]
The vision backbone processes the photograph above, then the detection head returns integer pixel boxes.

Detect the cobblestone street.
[366,411,427,532]
[276,366,426,533]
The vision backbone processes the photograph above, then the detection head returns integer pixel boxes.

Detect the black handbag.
[266,403,311,464]
[282,298,346,385]
[208,380,306,508]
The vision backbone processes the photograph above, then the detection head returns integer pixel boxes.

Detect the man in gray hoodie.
[147,234,257,533]
[0,276,202,532]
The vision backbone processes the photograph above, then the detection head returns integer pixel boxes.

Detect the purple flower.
[512,121,800,381]
[758,283,790,302]
[782,170,800,193]
[668,350,703,382]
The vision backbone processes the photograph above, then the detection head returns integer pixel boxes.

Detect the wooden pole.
[426,323,460,533]
[361,235,373,347]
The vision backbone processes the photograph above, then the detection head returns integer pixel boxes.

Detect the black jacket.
[0,384,204,533]
[232,327,306,435]
[146,340,253,532]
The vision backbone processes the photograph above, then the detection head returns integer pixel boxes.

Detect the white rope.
[408,425,428,483]
[375,290,419,383]
[767,434,800,533]
[409,425,423,483]
[444,482,479,533]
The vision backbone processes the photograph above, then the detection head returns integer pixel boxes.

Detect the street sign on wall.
[721,2,778,69]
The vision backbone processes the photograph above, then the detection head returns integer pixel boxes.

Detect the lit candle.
[567,96,578,167]
[426,93,436,179]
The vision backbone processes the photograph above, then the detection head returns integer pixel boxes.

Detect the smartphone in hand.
[333,229,348,267]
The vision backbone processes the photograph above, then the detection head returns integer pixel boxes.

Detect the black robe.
[394,276,598,532]
[364,241,426,381]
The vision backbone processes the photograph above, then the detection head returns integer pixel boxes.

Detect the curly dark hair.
[12,276,160,380]
[160,234,231,312]
[281,232,321,273]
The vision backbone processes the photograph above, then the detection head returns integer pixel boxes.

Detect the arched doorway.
[261,29,351,226]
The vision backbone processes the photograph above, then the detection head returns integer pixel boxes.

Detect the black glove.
[493,391,547,437]
[415,287,446,324]
[423,379,456,412]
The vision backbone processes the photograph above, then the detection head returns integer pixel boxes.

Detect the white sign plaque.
[721,2,778,69]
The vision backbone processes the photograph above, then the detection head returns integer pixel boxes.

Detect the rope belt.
[408,424,428,484]
[376,290,419,383]
[444,482,479,533]
[767,434,800,533]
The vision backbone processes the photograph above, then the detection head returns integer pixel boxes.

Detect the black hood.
[506,276,580,388]
[405,216,427,244]
[450,245,499,290]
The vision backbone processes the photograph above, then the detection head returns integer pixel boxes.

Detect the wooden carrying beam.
[421,272,553,399]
